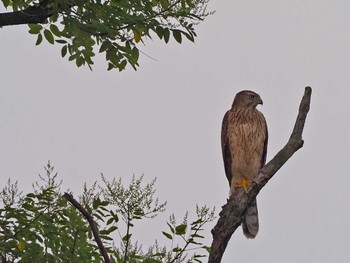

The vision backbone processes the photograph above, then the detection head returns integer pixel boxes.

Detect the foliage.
[1,0,213,71]
[0,163,215,262]
[0,162,102,262]
[160,206,215,263]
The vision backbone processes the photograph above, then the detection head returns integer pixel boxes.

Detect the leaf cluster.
[160,206,215,263]
[16,0,214,71]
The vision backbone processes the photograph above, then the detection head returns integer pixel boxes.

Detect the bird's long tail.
[242,198,259,239]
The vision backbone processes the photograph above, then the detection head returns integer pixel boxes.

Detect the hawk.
[221,90,268,239]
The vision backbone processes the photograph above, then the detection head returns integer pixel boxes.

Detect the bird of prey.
[221,90,268,238]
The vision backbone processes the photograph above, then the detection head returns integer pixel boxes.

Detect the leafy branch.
[162,206,215,263]
[0,0,214,71]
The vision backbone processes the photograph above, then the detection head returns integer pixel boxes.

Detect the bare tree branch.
[63,193,111,263]
[0,6,52,27]
[208,86,312,263]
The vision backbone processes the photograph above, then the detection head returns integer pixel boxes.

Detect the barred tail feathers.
[242,198,259,239]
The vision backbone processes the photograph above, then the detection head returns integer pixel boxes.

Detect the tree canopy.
[0,0,212,71]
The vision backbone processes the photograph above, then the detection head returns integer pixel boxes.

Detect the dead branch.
[208,86,312,263]
[63,193,111,263]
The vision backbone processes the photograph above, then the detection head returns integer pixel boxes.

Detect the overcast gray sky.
[1,0,350,262]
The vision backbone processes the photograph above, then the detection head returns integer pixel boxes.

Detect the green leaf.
[122,233,132,241]
[130,47,139,65]
[189,238,202,245]
[133,207,143,218]
[191,233,204,239]
[50,24,61,37]
[167,222,175,234]
[106,225,118,233]
[22,203,33,210]
[93,212,104,221]
[118,60,127,71]
[184,32,194,42]
[2,0,10,8]
[191,219,203,225]
[55,39,67,44]
[100,229,109,235]
[61,45,67,57]
[28,24,42,34]
[163,29,170,43]
[44,29,54,44]
[34,233,43,243]
[107,62,115,71]
[172,30,182,44]
[100,235,113,241]
[160,0,169,9]
[155,26,163,39]
[68,54,77,61]
[113,213,119,223]
[175,224,187,235]
[106,217,114,225]
[172,247,182,253]
[95,208,107,218]
[100,201,109,206]
[99,41,111,53]
[98,205,108,212]
[186,0,195,8]
[93,197,100,209]
[202,246,211,253]
[162,231,172,240]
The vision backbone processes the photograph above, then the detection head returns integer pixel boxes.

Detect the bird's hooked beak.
[258,97,263,105]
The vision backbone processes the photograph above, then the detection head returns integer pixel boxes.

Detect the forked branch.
[208,86,312,263]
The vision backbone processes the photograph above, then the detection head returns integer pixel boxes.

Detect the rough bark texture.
[208,87,312,263]
[63,193,111,263]
[0,6,52,27]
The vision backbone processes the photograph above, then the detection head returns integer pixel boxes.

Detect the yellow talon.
[235,178,252,193]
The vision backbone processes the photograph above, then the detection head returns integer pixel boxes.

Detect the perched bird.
[221,90,268,238]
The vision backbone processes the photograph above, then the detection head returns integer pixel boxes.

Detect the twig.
[208,87,312,263]
[63,193,111,263]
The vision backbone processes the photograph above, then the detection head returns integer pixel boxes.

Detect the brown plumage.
[221,90,268,239]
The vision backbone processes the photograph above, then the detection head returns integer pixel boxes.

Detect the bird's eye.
[249,95,255,99]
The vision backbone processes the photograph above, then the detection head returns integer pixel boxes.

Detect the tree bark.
[0,6,52,27]
[208,86,312,263]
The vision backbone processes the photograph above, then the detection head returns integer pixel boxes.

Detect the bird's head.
[232,90,263,109]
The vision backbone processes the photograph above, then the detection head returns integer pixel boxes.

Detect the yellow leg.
[235,178,252,193]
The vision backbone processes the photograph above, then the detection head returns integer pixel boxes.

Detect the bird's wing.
[260,119,268,168]
[221,110,233,185]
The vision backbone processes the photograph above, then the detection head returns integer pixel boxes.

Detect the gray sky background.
[1,0,350,262]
